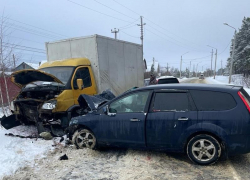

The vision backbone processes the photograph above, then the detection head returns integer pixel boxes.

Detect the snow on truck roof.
[39,58,91,69]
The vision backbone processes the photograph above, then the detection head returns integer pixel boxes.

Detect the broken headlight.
[42,100,57,110]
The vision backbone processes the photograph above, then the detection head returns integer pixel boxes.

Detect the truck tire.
[72,128,96,149]
[187,134,221,165]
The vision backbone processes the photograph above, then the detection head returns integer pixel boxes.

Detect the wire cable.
[67,0,132,23]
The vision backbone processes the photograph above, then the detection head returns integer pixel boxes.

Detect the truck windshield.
[40,67,74,84]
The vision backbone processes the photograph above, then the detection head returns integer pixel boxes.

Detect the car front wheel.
[72,129,97,149]
[187,134,221,165]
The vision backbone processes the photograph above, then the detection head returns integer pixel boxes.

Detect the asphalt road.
[3,77,250,180]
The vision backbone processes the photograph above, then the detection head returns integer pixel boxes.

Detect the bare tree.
[0,13,20,114]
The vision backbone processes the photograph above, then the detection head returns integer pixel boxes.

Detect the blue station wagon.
[68,84,250,165]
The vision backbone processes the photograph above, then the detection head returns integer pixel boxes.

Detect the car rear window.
[153,92,188,111]
[190,90,236,111]
[157,78,179,84]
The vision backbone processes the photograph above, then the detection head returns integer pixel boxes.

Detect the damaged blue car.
[68,84,250,165]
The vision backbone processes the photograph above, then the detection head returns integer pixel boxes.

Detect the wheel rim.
[76,131,96,149]
[191,139,216,162]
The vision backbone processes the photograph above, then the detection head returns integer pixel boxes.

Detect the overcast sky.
[1,0,250,71]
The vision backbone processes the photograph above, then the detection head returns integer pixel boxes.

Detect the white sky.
[1,0,250,71]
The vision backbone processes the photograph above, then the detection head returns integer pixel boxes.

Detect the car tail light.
[238,91,250,113]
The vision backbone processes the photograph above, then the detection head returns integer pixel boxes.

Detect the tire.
[72,129,97,149]
[187,134,221,165]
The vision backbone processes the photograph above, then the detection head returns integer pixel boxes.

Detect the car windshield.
[39,67,74,84]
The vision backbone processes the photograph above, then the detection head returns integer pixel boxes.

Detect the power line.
[120,31,139,38]
[119,18,140,29]
[7,35,44,44]
[218,41,231,55]
[67,0,132,23]
[112,0,208,51]
[4,17,67,38]
[93,0,137,21]
[3,42,45,52]
[5,23,63,39]
[3,45,46,54]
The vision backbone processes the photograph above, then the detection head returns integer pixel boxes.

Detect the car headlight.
[10,101,15,111]
[42,100,57,110]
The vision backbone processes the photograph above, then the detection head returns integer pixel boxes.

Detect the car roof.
[157,76,176,80]
[135,83,242,92]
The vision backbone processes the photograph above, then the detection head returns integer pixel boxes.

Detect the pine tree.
[150,57,155,75]
[228,17,250,76]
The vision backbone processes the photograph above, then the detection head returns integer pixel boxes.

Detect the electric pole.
[229,30,237,84]
[214,49,217,79]
[189,61,191,78]
[221,60,223,75]
[210,49,213,76]
[111,28,119,39]
[137,16,146,46]
[180,56,182,78]
[13,54,16,68]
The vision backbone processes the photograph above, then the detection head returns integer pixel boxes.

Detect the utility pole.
[111,28,119,39]
[214,49,217,79]
[180,52,188,78]
[210,49,213,77]
[229,30,237,84]
[189,61,191,78]
[13,54,16,68]
[196,64,198,77]
[0,38,5,114]
[180,56,182,78]
[137,16,146,46]
[221,60,223,75]
[167,63,169,74]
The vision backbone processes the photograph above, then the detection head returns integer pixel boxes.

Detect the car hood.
[78,89,116,111]
[11,69,63,88]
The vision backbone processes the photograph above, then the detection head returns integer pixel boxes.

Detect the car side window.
[73,67,91,89]
[109,91,150,113]
[152,92,189,112]
[190,90,236,111]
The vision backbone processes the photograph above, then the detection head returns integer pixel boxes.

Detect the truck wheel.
[187,134,221,165]
[72,129,96,149]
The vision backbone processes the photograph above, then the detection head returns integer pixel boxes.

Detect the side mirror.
[103,105,116,116]
[103,105,108,114]
[77,79,84,90]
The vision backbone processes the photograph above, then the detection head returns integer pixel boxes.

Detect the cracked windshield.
[0,0,250,179]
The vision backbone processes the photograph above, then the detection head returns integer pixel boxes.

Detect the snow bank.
[0,125,54,179]
[205,76,250,96]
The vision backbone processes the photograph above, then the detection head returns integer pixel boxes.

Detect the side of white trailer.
[96,35,144,95]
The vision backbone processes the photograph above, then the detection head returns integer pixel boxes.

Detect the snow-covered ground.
[0,125,54,179]
[206,75,250,95]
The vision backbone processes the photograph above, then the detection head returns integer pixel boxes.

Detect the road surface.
[3,78,250,180]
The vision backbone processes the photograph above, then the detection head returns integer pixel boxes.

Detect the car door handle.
[178,117,189,121]
[130,118,140,122]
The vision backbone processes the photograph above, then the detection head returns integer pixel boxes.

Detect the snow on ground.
[0,125,54,179]
[206,75,250,95]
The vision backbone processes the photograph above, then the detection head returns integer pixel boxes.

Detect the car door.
[146,90,197,149]
[97,90,152,148]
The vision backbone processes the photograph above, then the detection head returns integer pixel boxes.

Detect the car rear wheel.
[187,134,221,165]
[72,129,96,149]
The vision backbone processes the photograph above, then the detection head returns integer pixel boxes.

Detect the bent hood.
[78,90,116,111]
[11,69,63,88]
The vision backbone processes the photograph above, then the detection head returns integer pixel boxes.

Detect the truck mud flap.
[0,115,21,129]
